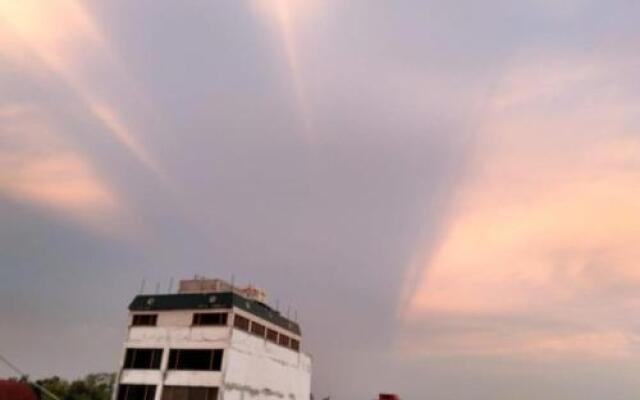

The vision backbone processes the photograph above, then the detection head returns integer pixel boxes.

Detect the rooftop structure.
[177,278,267,304]
[112,278,311,400]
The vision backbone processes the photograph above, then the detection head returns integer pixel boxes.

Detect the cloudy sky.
[2,1,640,399]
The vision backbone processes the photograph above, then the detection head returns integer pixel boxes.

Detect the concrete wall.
[127,326,230,347]
[126,310,231,347]
[114,309,311,400]
[223,330,311,400]
[117,310,230,400]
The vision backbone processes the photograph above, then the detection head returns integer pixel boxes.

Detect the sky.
[1,0,640,399]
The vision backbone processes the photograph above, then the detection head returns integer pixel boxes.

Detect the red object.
[379,394,400,400]
[0,381,37,400]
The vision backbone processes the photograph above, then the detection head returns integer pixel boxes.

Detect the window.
[290,339,300,352]
[192,313,228,326]
[278,334,290,347]
[162,386,218,400]
[250,322,265,337]
[168,349,223,371]
[266,329,278,343]
[132,314,157,326]
[233,315,249,331]
[117,385,156,400]
[124,348,162,369]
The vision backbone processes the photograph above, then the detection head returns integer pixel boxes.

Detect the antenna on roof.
[168,278,174,293]
[286,305,291,319]
[231,274,236,290]
[139,278,146,294]
[294,309,298,322]
[155,282,160,294]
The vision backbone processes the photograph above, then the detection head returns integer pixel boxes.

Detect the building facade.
[113,279,311,400]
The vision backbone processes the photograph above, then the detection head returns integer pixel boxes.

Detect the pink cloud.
[0,0,163,178]
[0,104,121,228]
[401,53,640,358]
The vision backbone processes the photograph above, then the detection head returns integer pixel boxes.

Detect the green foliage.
[31,373,114,400]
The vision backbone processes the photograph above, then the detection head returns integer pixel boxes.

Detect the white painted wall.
[126,327,230,347]
[164,371,222,388]
[223,330,311,400]
[118,310,231,400]
[115,309,312,400]
[120,370,163,386]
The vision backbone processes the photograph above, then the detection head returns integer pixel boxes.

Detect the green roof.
[129,292,301,335]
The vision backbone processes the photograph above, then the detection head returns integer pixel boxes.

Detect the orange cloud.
[402,54,640,358]
[0,0,163,178]
[251,0,324,139]
[0,152,117,212]
[0,104,120,226]
[398,329,638,359]
[89,102,161,175]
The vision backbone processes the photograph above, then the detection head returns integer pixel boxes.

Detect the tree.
[31,373,114,400]
[32,376,70,399]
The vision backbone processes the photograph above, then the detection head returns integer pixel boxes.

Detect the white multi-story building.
[112,278,312,400]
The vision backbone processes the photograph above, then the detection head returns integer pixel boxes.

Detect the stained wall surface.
[223,330,311,400]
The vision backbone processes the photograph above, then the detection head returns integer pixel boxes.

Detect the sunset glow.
[0,104,119,224]
[2,2,640,398]
[251,0,321,138]
[403,55,640,358]
[0,0,161,177]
